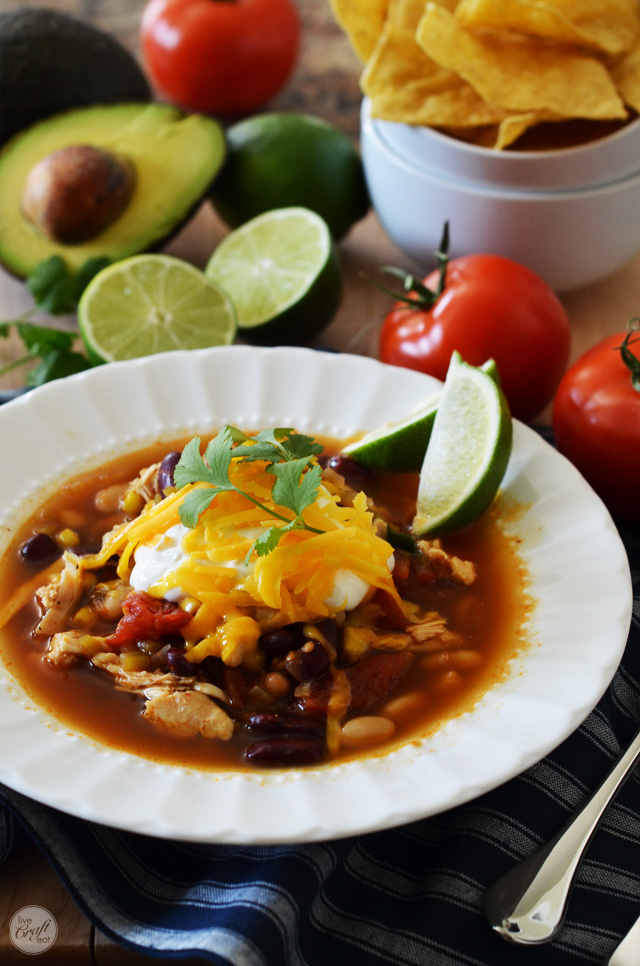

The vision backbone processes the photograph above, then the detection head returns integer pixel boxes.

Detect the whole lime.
[210,112,370,240]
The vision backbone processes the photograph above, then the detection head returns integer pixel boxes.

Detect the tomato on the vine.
[378,229,571,423]
[140,0,301,117]
[553,324,640,523]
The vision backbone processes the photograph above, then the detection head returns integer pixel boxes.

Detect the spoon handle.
[483,727,640,945]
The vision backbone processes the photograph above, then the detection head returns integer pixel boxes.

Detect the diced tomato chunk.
[106,591,191,648]
[346,651,413,710]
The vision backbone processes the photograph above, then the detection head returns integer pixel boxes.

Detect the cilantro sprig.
[174,426,325,559]
[0,254,109,387]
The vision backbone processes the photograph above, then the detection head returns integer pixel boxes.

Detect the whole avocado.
[0,7,150,146]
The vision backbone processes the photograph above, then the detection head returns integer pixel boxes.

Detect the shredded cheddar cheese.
[72,455,401,668]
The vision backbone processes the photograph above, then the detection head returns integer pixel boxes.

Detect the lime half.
[78,254,237,364]
[205,207,342,345]
[411,353,512,536]
[342,359,500,473]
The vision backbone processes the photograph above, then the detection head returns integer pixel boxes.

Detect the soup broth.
[0,435,531,771]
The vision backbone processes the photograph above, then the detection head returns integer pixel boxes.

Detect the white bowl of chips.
[343,0,640,291]
[361,97,640,292]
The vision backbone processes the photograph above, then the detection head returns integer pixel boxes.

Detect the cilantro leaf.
[281,432,324,460]
[251,525,290,558]
[26,254,111,315]
[270,459,321,516]
[202,427,235,487]
[15,323,75,356]
[174,432,235,528]
[0,254,112,388]
[178,487,219,528]
[26,256,75,314]
[172,425,326,557]
[232,428,322,465]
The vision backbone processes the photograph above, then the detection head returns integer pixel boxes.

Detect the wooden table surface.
[0,0,639,962]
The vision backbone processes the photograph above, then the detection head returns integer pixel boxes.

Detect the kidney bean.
[165,646,193,677]
[222,665,255,709]
[260,626,302,658]
[247,712,325,737]
[158,451,181,497]
[245,735,326,765]
[19,532,61,565]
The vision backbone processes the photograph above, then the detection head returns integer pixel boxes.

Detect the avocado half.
[0,103,226,278]
[0,8,151,148]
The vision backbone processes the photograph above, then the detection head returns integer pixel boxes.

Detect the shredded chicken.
[88,579,129,621]
[143,689,234,740]
[45,630,105,667]
[91,651,197,692]
[35,552,85,635]
[123,462,160,505]
[417,539,477,586]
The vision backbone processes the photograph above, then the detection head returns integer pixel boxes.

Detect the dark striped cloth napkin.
[1,455,639,965]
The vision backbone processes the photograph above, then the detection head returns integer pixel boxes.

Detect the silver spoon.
[483,726,640,945]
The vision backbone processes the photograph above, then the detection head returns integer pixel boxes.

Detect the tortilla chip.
[416,4,628,120]
[386,0,457,29]
[361,22,507,126]
[455,0,640,56]
[493,111,560,148]
[328,0,389,61]
[610,37,640,112]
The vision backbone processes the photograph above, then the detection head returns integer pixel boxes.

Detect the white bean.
[340,715,395,748]
[94,483,127,513]
[382,691,424,718]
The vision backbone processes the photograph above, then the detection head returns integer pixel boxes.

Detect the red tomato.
[378,253,571,422]
[140,0,301,116]
[552,329,640,522]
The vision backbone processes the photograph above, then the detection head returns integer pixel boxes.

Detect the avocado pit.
[21,144,136,244]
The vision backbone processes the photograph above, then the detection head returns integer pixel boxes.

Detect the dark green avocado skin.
[0,8,150,146]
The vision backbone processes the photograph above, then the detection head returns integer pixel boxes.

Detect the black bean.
[165,646,192,677]
[259,626,301,658]
[326,454,371,484]
[316,618,339,648]
[19,532,61,565]
[245,736,326,765]
[158,451,181,497]
[300,641,330,679]
[247,712,325,737]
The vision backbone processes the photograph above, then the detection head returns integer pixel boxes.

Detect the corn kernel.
[121,651,151,672]
[122,490,145,515]
[56,528,80,548]
[71,607,95,629]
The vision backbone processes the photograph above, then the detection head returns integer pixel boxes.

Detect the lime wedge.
[205,207,342,344]
[342,392,441,472]
[412,353,512,536]
[78,254,237,364]
[342,359,500,472]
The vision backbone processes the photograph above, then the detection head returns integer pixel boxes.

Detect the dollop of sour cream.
[129,523,394,611]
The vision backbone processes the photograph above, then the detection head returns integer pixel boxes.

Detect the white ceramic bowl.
[361,97,640,292]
